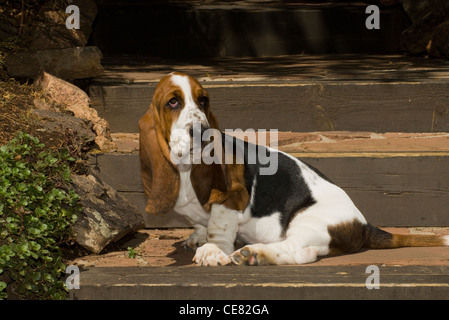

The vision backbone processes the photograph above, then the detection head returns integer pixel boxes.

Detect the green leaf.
[0,281,7,300]
[0,132,81,299]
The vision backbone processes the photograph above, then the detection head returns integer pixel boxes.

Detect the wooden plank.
[121,190,449,228]
[345,190,449,226]
[70,266,449,300]
[89,81,449,133]
[120,192,190,228]
[91,154,449,194]
[89,153,142,192]
[291,152,449,158]
[89,153,449,227]
[304,157,449,194]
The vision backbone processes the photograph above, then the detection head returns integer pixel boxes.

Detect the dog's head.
[139,72,233,215]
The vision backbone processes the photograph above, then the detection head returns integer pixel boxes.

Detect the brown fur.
[139,73,220,215]
[190,127,249,213]
[139,108,180,215]
[391,233,445,248]
[328,219,446,255]
[205,163,249,212]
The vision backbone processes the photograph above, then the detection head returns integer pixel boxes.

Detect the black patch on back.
[222,133,317,230]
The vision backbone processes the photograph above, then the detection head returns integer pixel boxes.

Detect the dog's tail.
[363,224,449,249]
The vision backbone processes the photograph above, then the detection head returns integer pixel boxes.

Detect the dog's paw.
[230,246,263,266]
[230,245,318,266]
[230,244,278,266]
[193,243,232,266]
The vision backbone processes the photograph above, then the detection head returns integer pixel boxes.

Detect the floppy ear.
[190,128,229,209]
[139,103,180,215]
[190,128,249,213]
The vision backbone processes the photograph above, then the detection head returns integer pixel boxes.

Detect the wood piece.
[90,81,449,133]
[89,153,449,227]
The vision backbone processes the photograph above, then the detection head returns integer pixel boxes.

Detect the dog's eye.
[198,96,208,109]
[168,97,180,109]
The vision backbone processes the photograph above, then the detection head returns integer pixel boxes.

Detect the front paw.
[193,243,232,266]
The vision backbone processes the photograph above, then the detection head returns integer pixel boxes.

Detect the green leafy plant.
[126,247,138,259]
[0,132,81,299]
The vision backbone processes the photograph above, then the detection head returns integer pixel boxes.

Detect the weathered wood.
[304,157,449,194]
[69,266,449,300]
[120,192,190,228]
[90,153,142,192]
[89,81,449,133]
[89,153,449,227]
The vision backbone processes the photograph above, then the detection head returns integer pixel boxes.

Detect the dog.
[139,72,449,266]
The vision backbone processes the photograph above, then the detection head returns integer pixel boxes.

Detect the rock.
[29,23,87,51]
[400,0,439,23]
[28,10,87,51]
[5,46,104,80]
[427,21,449,58]
[30,109,96,153]
[400,0,449,55]
[71,0,98,41]
[401,16,439,54]
[26,0,97,51]
[34,71,116,150]
[71,173,145,254]
[400,0,449,23]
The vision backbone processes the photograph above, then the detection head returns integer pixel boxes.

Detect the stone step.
[68,265,449,300]
[89,55,449,133]
[90,132,449,228]
[91,1,410,59]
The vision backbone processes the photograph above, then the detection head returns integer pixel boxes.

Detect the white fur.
[238,212,283,245]
[193,243,231,266]
[232,242,319,265]
[174,170,210,227]
[206,204,239,254]
[193,204,239,266]
[169,74,209,165]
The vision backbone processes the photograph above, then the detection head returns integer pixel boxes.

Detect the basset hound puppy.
[139,72,449,266]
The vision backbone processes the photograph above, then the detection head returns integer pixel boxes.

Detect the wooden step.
[90,132,449,228]
[89,55,449,133]
[69,265,449,300]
